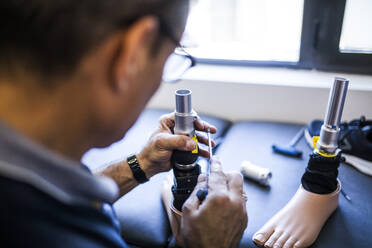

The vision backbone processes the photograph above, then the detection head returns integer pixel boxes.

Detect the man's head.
[0,0,189,153]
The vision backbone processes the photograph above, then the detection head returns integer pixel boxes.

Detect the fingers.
[197,173,207,183]
[194,116,217,134]
[196,132,215,147]
[210,156,223,172]
[208,157,228,191]
[159,113,175,123]
[153,129,214,158]
[226,172,244,196]
[195,132,215,158]
[154,133,196,151]
[158,113,217,138]
[182,174,207,212]
[226,172,247,221]
[198,148,211,158]
[158,113,175,131]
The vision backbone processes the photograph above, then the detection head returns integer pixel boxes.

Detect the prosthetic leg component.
[301,153,341,194]
[253,77,349,248]
[171,89,201,211]
[316,77,349,156]
[173,89,199,170]
[162,173,184,246]
[253,181,340,248]
[172,165,200,211]
[304,77,348,194]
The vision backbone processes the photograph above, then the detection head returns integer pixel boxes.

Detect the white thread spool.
[240,161,272,186]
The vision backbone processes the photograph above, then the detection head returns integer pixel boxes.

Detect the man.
[0,0,247,247]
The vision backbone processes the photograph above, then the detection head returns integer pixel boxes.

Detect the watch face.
[128,157,137,164]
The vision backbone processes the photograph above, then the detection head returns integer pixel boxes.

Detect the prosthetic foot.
[253,78,349,248]
[253,182,340,248]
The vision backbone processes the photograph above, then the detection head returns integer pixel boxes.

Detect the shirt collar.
[0,120,118,205]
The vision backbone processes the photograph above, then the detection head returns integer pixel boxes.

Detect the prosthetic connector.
[303,77,349,194]
[171,89,201,211]
[316,77,349,156]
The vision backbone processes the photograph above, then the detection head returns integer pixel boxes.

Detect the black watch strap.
[127,155,149,184]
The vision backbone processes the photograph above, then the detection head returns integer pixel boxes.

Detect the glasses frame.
[158,18,196,83]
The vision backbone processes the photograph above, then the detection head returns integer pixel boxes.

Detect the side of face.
[78,16,180,148]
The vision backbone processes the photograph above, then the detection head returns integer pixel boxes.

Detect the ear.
[111,16,159,93]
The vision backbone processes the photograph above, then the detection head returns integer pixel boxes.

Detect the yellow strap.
[192,136,199,154]
[312,136,336,158]
[312,136,319,149]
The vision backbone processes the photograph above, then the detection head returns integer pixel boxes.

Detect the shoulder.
[0,176,128,248]
[0,175,62,213]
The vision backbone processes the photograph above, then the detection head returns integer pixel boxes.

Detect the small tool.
[272,127,305,158]
[196,129,212,202]
[341,188,352,202]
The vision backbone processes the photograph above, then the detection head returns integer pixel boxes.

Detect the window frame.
[192,0,372,75]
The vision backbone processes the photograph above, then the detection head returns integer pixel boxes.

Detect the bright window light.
[339,0,372,54]
[182,0,304,62]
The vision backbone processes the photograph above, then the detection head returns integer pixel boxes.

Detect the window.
[183,0,304,63]
[181,0,372,74]
[339,0,372,54]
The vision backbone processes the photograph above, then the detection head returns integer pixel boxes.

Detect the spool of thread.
[240,161,272,186]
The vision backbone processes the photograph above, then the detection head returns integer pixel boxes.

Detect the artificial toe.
[253,182,340,248]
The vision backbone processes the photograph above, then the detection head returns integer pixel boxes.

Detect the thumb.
[155,133,196,151]
[210,156,223,173]
[208,156,228,191]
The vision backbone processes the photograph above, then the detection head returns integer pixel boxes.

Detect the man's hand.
[181,157,248,248]
[138,113,217,178]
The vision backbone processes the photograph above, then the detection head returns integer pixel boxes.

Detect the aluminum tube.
[174,89,196,137]
[317,77,349,154]
[176,89,192,114]
[174,89,198,170]
[324,78,349,128]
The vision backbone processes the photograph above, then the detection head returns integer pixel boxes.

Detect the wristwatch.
[127,155,149,184]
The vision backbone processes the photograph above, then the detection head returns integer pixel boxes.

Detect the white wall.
[147,66,372,124]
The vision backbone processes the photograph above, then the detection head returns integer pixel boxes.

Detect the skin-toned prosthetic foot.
[252,181,340,248]
[253,78,348,248]
[162,173,184,246]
